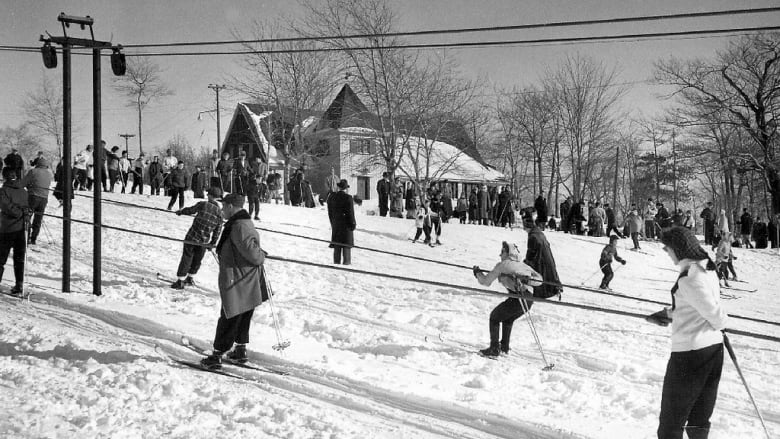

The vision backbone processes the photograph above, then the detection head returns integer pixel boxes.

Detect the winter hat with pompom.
[660,226,708,261]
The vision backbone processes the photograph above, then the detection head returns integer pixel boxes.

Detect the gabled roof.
[317,84,380,131]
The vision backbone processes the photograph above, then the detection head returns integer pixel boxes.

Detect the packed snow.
[1,189,778,439]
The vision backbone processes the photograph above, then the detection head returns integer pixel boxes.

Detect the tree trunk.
[137,99,143,156]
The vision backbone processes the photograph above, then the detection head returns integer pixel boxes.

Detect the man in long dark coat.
[376,172,392,217]
[523,213,562,300]
[328,179,356,265]
[700,202,715,245]
[560,197,572,233]
[534,194,548,228]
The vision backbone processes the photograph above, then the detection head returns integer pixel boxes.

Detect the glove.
[621,260,626,265]
[646,308,672,327]
[472,265,481,277]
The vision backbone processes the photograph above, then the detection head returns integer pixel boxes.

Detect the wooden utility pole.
[208,84,226,153]
[612,145,620,210]
[672,129,678,211]
[119,133,135,155]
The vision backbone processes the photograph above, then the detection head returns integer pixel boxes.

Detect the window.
[349,138,371,155]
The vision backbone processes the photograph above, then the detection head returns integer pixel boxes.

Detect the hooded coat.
[216,210,267,319]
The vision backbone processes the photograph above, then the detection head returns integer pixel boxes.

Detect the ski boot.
[9,284,23,297]
[183,276,196,287]
[227,344,248,364]
[200,351,223,370]
[479,342,501,357]
[170,279,185,290]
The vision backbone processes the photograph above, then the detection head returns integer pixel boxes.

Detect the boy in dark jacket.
[191,166,206,199]
[167,161,188,211]
[599,235,626,290]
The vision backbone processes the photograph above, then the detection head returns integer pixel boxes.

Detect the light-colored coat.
[218,216,267,319]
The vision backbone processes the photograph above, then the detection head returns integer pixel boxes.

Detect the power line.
[89,6,780,49]
[120,25,780,57]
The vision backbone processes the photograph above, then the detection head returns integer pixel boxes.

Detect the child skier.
[411,199,431,245]
[715,232,735,287]
[599,235,626,290]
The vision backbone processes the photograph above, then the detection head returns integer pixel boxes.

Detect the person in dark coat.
[216,152,233,193]
[0,168,30,296]
[752,217,768,249]
[496,187,514,227]
[477,184,490,226]
[246,174,260,220]
[604,203,624,238]
[599,235,626,290]
[737,208,753,249]
[231,150,250,195]
[523,213,563,300]
[53,158,74,207]
[560,197,572,233]
[468,188,478,224]
[148,156,163,196]
[287,170,304,206]
[656,202,671,229]
[166,161,188,210]
[328,179,356,265]
[771,215,780,249]
[190,166,206,199]
[404,183,417,219]
[700,202,715,245]
[3,148,24,177]
[376,172,392,217]
[200,192,268,369]
[534,194,548,228]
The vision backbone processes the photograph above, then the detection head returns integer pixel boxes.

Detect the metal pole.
[92,48,102,297]
[62,44,72,293]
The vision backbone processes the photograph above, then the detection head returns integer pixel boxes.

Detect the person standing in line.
[716,209,730,240]
[118,151,131,194]
[171,187,223,290]
[682,210,695,231]
[598,235,626,290]
[327,179,356,265]
[246,173,260,220]
[200,192,268,369]
[167,161,188,211]
[411,199,430,244]
[161,149,178,196]
[523,212,563,301]
[232,150,249,195]
[216,151,233,193]
[73,144,92,190]
[737,208,753,249]
[191,165,206,199]
[428,194,443,245]
[0,168,30,296]
[473,240,543,357]
[560,196,572,234]
[644,198,658,240]
[107,146,121,192]
[604,203,624,238]
[207,149,221,189]
[625,208,644,250]
[647,226,728,439]
[130,154,146,195]
[4,149,25,181]
[22,157,53,246]
[53,157,74,208]
[148,156,163,196]
[700,202,715,245]
[456,191,468,224]
[376,172,392,217]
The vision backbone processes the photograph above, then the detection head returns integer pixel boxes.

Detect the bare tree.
[301,0,419,176]
[0,123,41,161]
[547,55,627,203]
[22,75,63,158]
[112,56,173,156]
[230,20,336,202]
[655,33,780,215]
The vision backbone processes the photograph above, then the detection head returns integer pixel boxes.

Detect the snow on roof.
[397,136,505,182]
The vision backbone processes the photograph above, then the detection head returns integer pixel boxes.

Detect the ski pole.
[518,292,554,371]
[22,215,30,302]
[723,333,771,439]
[262,265,290,352]
[581,263,610,286]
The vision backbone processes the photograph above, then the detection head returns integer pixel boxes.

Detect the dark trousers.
[658,343,723,439]
[120,171,129,193]
[131,173,143,194]
[28,195,47,244]
[600,264,614,289]
[431,216,442,238]
[378,196,389,216]
[176,243,206,278]
[167,187,185,210]
[108,169,120,191]
[213,308,255,353]
[413,227,431,242]
[333,246,352,265]
[75,169,87,190]
[210,176,221,190]
[645,220,656,239]
[220,174,232,193]
[0,230,26,286]
[489,295,533,350]
[607,223,624,237]
[704,222,715,245]
[631,232,641,249]
[151,178,161,195]
[247,196,260,218]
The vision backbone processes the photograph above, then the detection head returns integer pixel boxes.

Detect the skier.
[166,161,188,211]
[714,232,736,287]
[599,235,626,290]
[625,208,643,250]
[118,151,131,194]
[171,187,224,290]
[473,240,543,357]
[148,156,163,196]
[0,168,31,296]
[523,212,563,301]
[647,226,728,439]
[130,154,146,195]
[737,208,753,249]
[411,199,431,244]
[161,149,178,196]
[190,166,206,199]
[604,203,624,238]
[200,193,268,369]
[22,157,53,246]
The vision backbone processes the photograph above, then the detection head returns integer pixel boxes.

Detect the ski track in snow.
[1,193,779,438]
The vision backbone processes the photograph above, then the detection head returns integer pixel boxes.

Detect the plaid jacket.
[181,200,223,245]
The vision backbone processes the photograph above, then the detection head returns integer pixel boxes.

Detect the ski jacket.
[22,166,53,199]
[328,190,356,248]
[715,240,732,264]
[207,157,220,180]
[0,179,29,233]
[133,158,145,177]
[216,209,267,319]
[181,199,223,245]
[169,168,188,188]
[599,243,625,266]
[699,207,713,223]
[476,245,542,293]
[106,151,120,170]
[668,259,727,352]
[216,159,233,177]
[605,207,616,225]
[625,212,642,234]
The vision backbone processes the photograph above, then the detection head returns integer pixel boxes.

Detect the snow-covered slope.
[1,190,778,439]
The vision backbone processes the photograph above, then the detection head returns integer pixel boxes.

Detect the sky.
[1,0,778,159]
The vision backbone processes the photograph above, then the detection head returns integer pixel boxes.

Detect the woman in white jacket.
[648,226,728,439]
[716,209,729,237]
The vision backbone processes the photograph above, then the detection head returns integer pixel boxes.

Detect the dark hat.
[337,179,349,189]
[222,193,245,207]
[660,226,708,261]
[207,186,223,199]
[609,235,619,242]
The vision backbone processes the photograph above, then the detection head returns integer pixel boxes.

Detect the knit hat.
[660,226,708,261]
[207,186,223,199]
